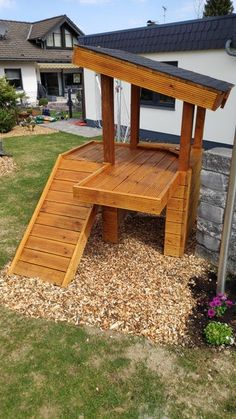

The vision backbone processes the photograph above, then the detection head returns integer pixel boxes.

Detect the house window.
[4,68,23,90]
[140,61,178,110]
[46,31,62,47]
[65,29,72,48]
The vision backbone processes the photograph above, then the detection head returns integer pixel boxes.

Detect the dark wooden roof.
[0,16,83,62]
[86,45,233,93]
[73,45,233,110]
[78,14,236,53]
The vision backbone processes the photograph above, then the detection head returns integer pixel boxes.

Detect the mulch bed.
[0,212,225,347]
[1,124,57,138]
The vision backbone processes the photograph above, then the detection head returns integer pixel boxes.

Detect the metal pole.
[217,126,236,294]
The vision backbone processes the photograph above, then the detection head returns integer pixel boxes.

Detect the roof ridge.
[31,14,66,25]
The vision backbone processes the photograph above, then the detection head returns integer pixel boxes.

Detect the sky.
[0,0,236,34]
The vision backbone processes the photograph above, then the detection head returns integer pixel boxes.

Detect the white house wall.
[0,61,38,104]
[83,49,236,146]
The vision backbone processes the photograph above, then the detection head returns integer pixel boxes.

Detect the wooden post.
[102,206,120,243]
[130,84,140,149]
[101,74,115,164]
[193,106,206,150]
[178,102,195,171]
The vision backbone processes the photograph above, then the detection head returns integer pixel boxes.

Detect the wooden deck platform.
[9,140,201,286]
[73,142,180,215]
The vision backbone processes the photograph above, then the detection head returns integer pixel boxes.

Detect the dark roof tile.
[79,14,236,54]
[0,16,83,62]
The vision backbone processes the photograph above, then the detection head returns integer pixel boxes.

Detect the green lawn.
[1,133,236,418]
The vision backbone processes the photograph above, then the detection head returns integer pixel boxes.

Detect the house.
[78,14,236,147]
[0,15,84,104]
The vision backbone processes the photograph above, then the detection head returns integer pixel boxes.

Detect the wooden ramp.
[9,144,104,287]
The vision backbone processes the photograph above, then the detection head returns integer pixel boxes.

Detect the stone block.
[195,244,218,265]
[197,217,222,239]
[196,231,221,252]
[202,147,232,175]
[198,202,224,224]
[201,170,229,192]
[200,187,227,209]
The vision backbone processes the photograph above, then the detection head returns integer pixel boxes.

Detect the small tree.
[203,0,234,16]
[0,77,24,132]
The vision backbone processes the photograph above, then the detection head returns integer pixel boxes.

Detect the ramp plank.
[9,147,101,286]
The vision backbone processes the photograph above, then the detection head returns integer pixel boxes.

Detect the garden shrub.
[0,108,16,133]
[204,321,234,346]
[38,98,48,106]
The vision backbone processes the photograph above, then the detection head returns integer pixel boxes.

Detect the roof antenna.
[162,6,167,23]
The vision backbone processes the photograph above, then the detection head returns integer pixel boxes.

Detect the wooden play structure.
[9,45,233,286]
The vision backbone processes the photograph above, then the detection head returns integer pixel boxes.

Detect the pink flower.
[213,297,221,306]
[218,293,227,301]
[208,309,216,318]
[226,300,233,306]
[209,301,216,307]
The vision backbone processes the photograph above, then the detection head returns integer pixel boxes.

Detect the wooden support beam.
[193,107,206,150]
[178,102,195,171]
[130,84,140,149]
[101,74,115,164]
[102,206,120,243]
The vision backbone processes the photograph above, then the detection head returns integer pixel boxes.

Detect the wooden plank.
[50,179,76,193]
[36,212,85,231]
[73,46,223,110]
[31,224,80,245]
[54,169,89,183]
[82,149,149,190]
[137,142,180,156]
[193,107,206,150]
[61,206,98,287]
[171,185,187,199]
[64,143,103,162]
[142,156,177,197]
[13,261,64,285]
[59,158,101,173]
[166,208,187,224]
[101,74,115,164]
[41,201,88,219]
[164,244,184,257]
[178,102,195,171]
[74,186,163,215]
[114,151,166,194]
[20,248,70,272]
[130,84,140,149]
[8,154,63,275]
[61,140,96,157]
[167,197,187,211]
[25,236,75,258]
[102,206,120,243]
[46,190,87,206]
[165,222,184,236]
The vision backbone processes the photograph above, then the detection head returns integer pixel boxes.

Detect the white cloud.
[0,0,15,9]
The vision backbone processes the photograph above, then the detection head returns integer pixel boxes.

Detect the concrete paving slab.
[40,119,102,138]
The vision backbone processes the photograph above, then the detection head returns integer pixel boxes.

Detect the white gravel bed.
[0,214,210,345]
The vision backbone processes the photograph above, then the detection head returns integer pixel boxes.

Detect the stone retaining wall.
[195,147,236,276]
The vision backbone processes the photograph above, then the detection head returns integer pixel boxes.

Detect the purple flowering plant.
[207,293,234,318]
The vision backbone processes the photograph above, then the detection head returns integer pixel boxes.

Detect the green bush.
[38,98,48,106]
[204,321,234,346]
[0,108,16,133]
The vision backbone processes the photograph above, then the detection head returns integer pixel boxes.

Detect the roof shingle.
[78,14,236,53]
